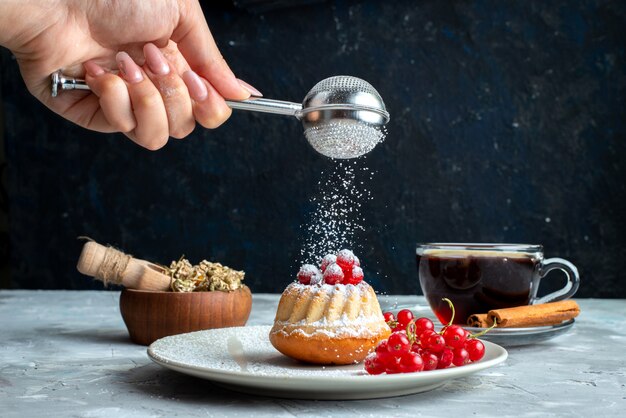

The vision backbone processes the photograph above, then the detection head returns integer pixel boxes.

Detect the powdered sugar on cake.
[272,312,386,339]
[285,280,368,295]
[270,280,387,339]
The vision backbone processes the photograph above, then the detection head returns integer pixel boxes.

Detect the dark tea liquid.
[417,251,540,325]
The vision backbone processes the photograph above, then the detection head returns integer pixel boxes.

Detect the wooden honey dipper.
[77,240,171,291]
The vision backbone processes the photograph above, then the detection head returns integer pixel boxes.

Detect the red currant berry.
[353,255,360,266]
[396,309,415,328]
[437,348,454,369]
[320,254,337,273]
[364,353,386,375]
[418,329,436,344]
[410,342,423,354]
[376,340,389,355]
[387,332,411,354]
[414,317,435,336]
[310,274,323,285]
[392,324,406,333]
[465,339,486,362]
[346,266,363,284]
[336,249,356,271]
[385,355,402,374]
[296,264,320,285]
[322,263,344,285]
[452,347,470,366]
[443,325,468,349]
[399,352,424,373]
[342,268,353,284]
[421,352,439,371]
[383,312,395,323]
[376,350,395,367]
[424,333,446,353]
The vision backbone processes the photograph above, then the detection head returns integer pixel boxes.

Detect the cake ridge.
[275,281,382,324]
[270,251,389,364]
[271,280,386,335]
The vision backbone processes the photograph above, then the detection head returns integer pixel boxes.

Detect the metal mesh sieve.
[304,121,386,159]
[300,75,389,159]
[306,75,381,97]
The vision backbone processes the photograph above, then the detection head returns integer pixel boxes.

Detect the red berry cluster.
[365,301,488,375]
[297,249,364,285]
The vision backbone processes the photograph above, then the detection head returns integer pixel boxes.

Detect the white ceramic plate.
[148,325,508,400]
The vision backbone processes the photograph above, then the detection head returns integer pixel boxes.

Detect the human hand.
[1,0,259,150]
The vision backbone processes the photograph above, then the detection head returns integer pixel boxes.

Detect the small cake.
[269,250,390,365]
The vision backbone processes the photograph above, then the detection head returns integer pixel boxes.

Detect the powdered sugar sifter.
[51,71,389,159]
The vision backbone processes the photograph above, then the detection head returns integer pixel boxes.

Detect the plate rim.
[147,325,508,383]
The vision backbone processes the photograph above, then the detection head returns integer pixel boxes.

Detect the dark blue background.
[1,0,624,296]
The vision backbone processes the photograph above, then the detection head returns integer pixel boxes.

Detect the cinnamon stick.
[486,300,580,328]
[467,313,493,328]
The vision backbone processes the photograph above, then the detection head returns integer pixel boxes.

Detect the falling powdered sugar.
[300,159,376,265]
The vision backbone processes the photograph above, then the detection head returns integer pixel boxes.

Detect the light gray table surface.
[0,291,624,417]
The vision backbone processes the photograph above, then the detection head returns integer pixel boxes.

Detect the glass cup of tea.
[416,243,580,325]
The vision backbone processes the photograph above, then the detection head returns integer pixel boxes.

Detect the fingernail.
[237,79,262,97]
[84,61,105,77]
[116,51,143,83]
[144,43,170,76]
[182,71,208,101]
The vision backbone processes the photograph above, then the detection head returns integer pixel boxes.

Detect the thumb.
[172,1,250,101]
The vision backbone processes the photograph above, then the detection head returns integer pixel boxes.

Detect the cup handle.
[534,257,580,305]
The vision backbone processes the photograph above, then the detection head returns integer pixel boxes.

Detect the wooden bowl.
[119,286,252,345]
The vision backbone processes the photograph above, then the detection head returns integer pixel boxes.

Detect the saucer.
[464,319,575,346]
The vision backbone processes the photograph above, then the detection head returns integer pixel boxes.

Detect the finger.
[160,41,192,75]
[116,51,169,150]
[160,41,262,98]
[84,61,137,133]
[172,1,250,100]
[236,79,263,97]
[183,70,232,129]
[143,43,195,139]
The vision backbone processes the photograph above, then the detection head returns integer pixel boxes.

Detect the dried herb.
[166,256,244,292]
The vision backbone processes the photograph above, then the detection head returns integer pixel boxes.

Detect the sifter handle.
[225,97,302,117]
[50,70,302,118]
